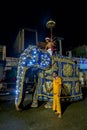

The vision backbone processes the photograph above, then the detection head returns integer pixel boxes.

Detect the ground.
[0,89,87,130]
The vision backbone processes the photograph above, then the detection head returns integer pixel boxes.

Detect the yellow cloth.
[52,77,62,114]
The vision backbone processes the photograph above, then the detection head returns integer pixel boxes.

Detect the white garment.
[80,77,85,85]
[47,48,52,56]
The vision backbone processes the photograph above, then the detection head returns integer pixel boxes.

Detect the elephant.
[15,45,83,111]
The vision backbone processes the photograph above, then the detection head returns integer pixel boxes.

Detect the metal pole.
[59,40,62,56]
[36,31,38,44]
[50,28,53,42]
[21,29,24,51]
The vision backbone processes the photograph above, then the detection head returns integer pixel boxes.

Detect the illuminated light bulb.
[33,51,37,54]
[33,59,35,62]
[16,90,18,94]
[15,98,18,101]
[33,55,36,58]
[23,57,26,60]
[22,62,25,64]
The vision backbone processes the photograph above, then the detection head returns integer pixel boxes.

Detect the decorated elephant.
[15,45,83,111]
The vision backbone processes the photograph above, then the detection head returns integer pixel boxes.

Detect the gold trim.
[38,93,83,99]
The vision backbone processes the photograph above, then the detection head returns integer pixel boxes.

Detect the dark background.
[0,0,87,56]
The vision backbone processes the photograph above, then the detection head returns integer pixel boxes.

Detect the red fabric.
[52,47,55,52]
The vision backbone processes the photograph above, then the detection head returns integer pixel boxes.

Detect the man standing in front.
[52,71,62,118]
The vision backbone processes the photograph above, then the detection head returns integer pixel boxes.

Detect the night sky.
[0,1,87,56]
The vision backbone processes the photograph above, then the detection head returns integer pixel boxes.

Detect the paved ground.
[0,90,87,130]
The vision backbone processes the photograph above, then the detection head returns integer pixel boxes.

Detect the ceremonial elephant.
[15,45,83,110]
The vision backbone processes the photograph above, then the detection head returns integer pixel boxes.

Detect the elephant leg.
[31,84,38,107]
[44,101,53,108]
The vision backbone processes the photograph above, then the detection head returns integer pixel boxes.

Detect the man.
[52,71,62,118]
[45,37,55,56]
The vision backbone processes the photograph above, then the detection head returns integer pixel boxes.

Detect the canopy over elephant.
[15,45,83,111]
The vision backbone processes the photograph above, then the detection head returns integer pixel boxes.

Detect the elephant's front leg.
[31,83,38,107]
